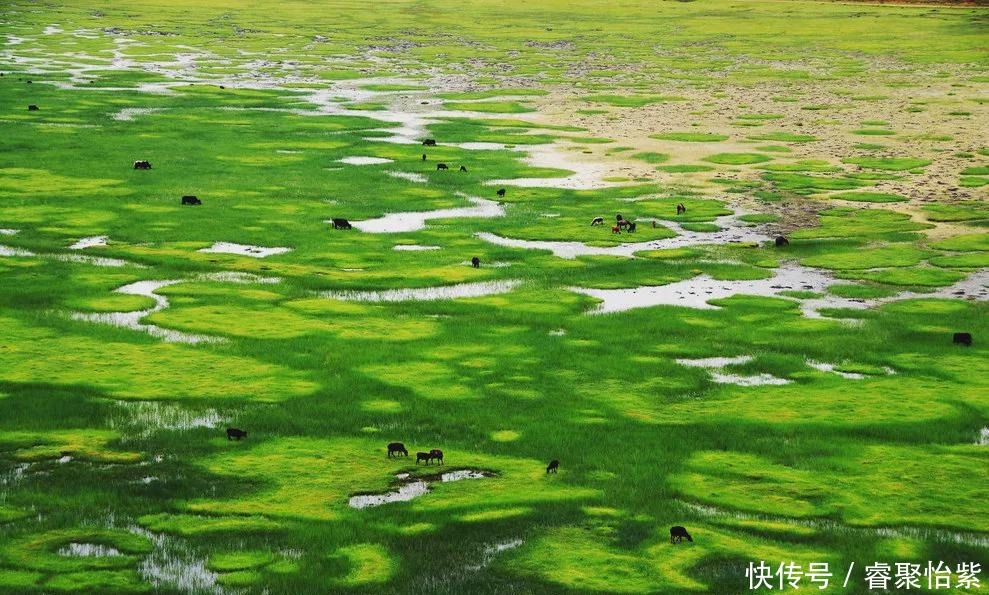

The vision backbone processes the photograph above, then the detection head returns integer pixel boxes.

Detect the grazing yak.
[612,225,621,234]
[459,165,468,172]
[670,526,693,543]
[676,203,686,215]
[181,195,201,206]
[28,104,39,111]
[331,218,352,230]
[422,153,427,161]
[471,256,480,268]
[436,163,449,170]
[429,449,444,465]
[591,217,604,226]
[775,236,790,247]
[546,460,559,474]
[133,160,151,170]
[627,222,637,233]
[415,451,431,465]
[953,332,972,346]
[387,442,408,458]
[422,138,437,146]
[226,428,247,441]
[496,188,506,197]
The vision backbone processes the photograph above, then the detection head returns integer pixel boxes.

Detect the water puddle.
[487,143,619,190]
[799,268,989,318]
[111,107,164,121]
[574,264,985,318]
[59,543,123,557]
[348,480,429,509]
[466,538,524,572]
[349,469,494,509]
[676,355,790,386]
[386,171,427,183]
[677,356,752,368]
[456,142,509,151]
[70,271,280,342]
[129,525,223,595]
[573,263,835,314]
[197,242,291,258]
[71,280,216,344]
[806,360,864,380]
[337,156,393,165]
[0,228,18,235]
[393,244,441,251]
[477,211,768,259]
[352,195,503,233]
[201,271,281,284]
[109,401,227,439]
[0,244,35,257]
[317,279,521,303]
[679,500,989,549]
[978,427,988,446]
[69,235,108,249]
[440,469,488,482]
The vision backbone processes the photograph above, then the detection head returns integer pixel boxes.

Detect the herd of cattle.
[226,430,695,542]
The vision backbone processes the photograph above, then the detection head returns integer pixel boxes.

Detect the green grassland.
[0,0,987,594]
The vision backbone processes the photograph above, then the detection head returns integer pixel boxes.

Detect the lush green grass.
[746,132,816,143]
[632,152,670,164]
[0,1,986,594]
[436,89,548,100]
[442,101,536,113]
[702,153,772,165]
[842,157,932,171]
[656,164,716,173]
[829,191,908,203]
[583,95,684,107]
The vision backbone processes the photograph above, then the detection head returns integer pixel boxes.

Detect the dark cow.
[497,188,506,197]
[181,195,201,206]
[471,256,480,268]
[429,449,444,465]
[422,153,427,161]
[416,451,431,465]
[331,218,352,230]
[676,203,686,215]
[775,236,790,247]
[591,217,604,226]
[459,165,468,172]
[652,220,657,228]
[28,104,39,111]
[133,160,151,170]
[618,219,631,229]
[422,139,437,146]
[616,213,624,223]
[670,526,693,544]
[546,459,559,474]
[627,222,637,233]
[953,332,972,346]
[387,442,408,458]
[436,163,449,170]
[226,428,247,441]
